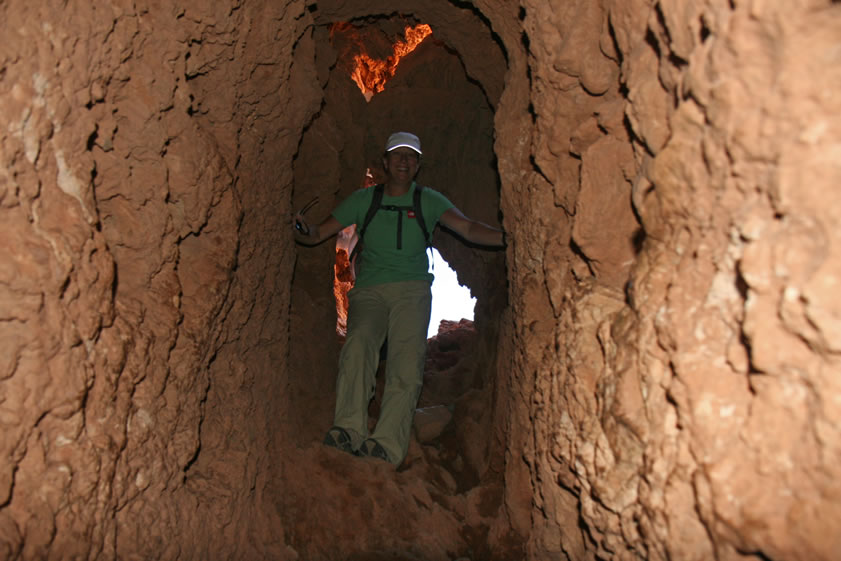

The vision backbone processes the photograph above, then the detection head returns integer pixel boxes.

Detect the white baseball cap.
[385,131,422,155]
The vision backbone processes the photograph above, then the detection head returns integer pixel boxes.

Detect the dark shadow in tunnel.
[290,16,506,458]
[288,16,509,516]
[276,9,523,561]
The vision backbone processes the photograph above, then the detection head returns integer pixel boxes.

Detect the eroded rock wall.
[3,0,840,559]
[493,0,841,559]
[0,0,319,558]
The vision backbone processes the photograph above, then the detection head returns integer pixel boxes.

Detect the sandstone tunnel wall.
[2,0,840,560]
[492,1,841,560]
[1,1,320,558]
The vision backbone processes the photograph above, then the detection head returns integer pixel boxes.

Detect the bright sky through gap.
[428,249,476,338]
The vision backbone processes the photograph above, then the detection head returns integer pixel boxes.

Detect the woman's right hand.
[292,215,343,246]
[293,212,310,236]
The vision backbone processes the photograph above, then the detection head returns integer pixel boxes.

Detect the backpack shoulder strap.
[413,184,431,250]
[361,184,385,236]
[349,184,384,263]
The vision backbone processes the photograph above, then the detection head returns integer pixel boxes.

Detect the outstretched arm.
[439,207,506,248]
[293,213,345,246]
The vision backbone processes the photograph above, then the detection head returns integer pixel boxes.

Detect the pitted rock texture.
[501,1,841,560]
[2,0,840,560]
[1,1,316,558]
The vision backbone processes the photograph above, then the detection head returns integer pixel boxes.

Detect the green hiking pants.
[333,280,432,464]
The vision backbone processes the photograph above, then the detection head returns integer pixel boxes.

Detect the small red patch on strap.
[407,210,416,218]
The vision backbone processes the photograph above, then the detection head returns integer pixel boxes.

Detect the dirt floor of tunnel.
[272,320,521,561]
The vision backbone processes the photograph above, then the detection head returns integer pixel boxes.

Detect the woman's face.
[383,147,420,183]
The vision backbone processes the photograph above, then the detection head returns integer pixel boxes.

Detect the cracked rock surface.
[2,0,840,560]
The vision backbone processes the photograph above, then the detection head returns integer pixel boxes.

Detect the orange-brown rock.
[2,1,839,560]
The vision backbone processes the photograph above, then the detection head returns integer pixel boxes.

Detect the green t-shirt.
[332,183,455,288]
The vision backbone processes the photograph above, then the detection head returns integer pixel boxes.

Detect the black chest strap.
[349,184,431,263]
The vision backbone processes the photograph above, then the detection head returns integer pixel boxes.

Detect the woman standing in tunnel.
[293,131,506,466]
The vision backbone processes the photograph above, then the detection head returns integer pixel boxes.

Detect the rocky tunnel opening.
[2,1,841,560]
[288,9,505,451]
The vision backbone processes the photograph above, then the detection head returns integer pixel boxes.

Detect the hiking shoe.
[323,426,354,454]
[358,438,390,463]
